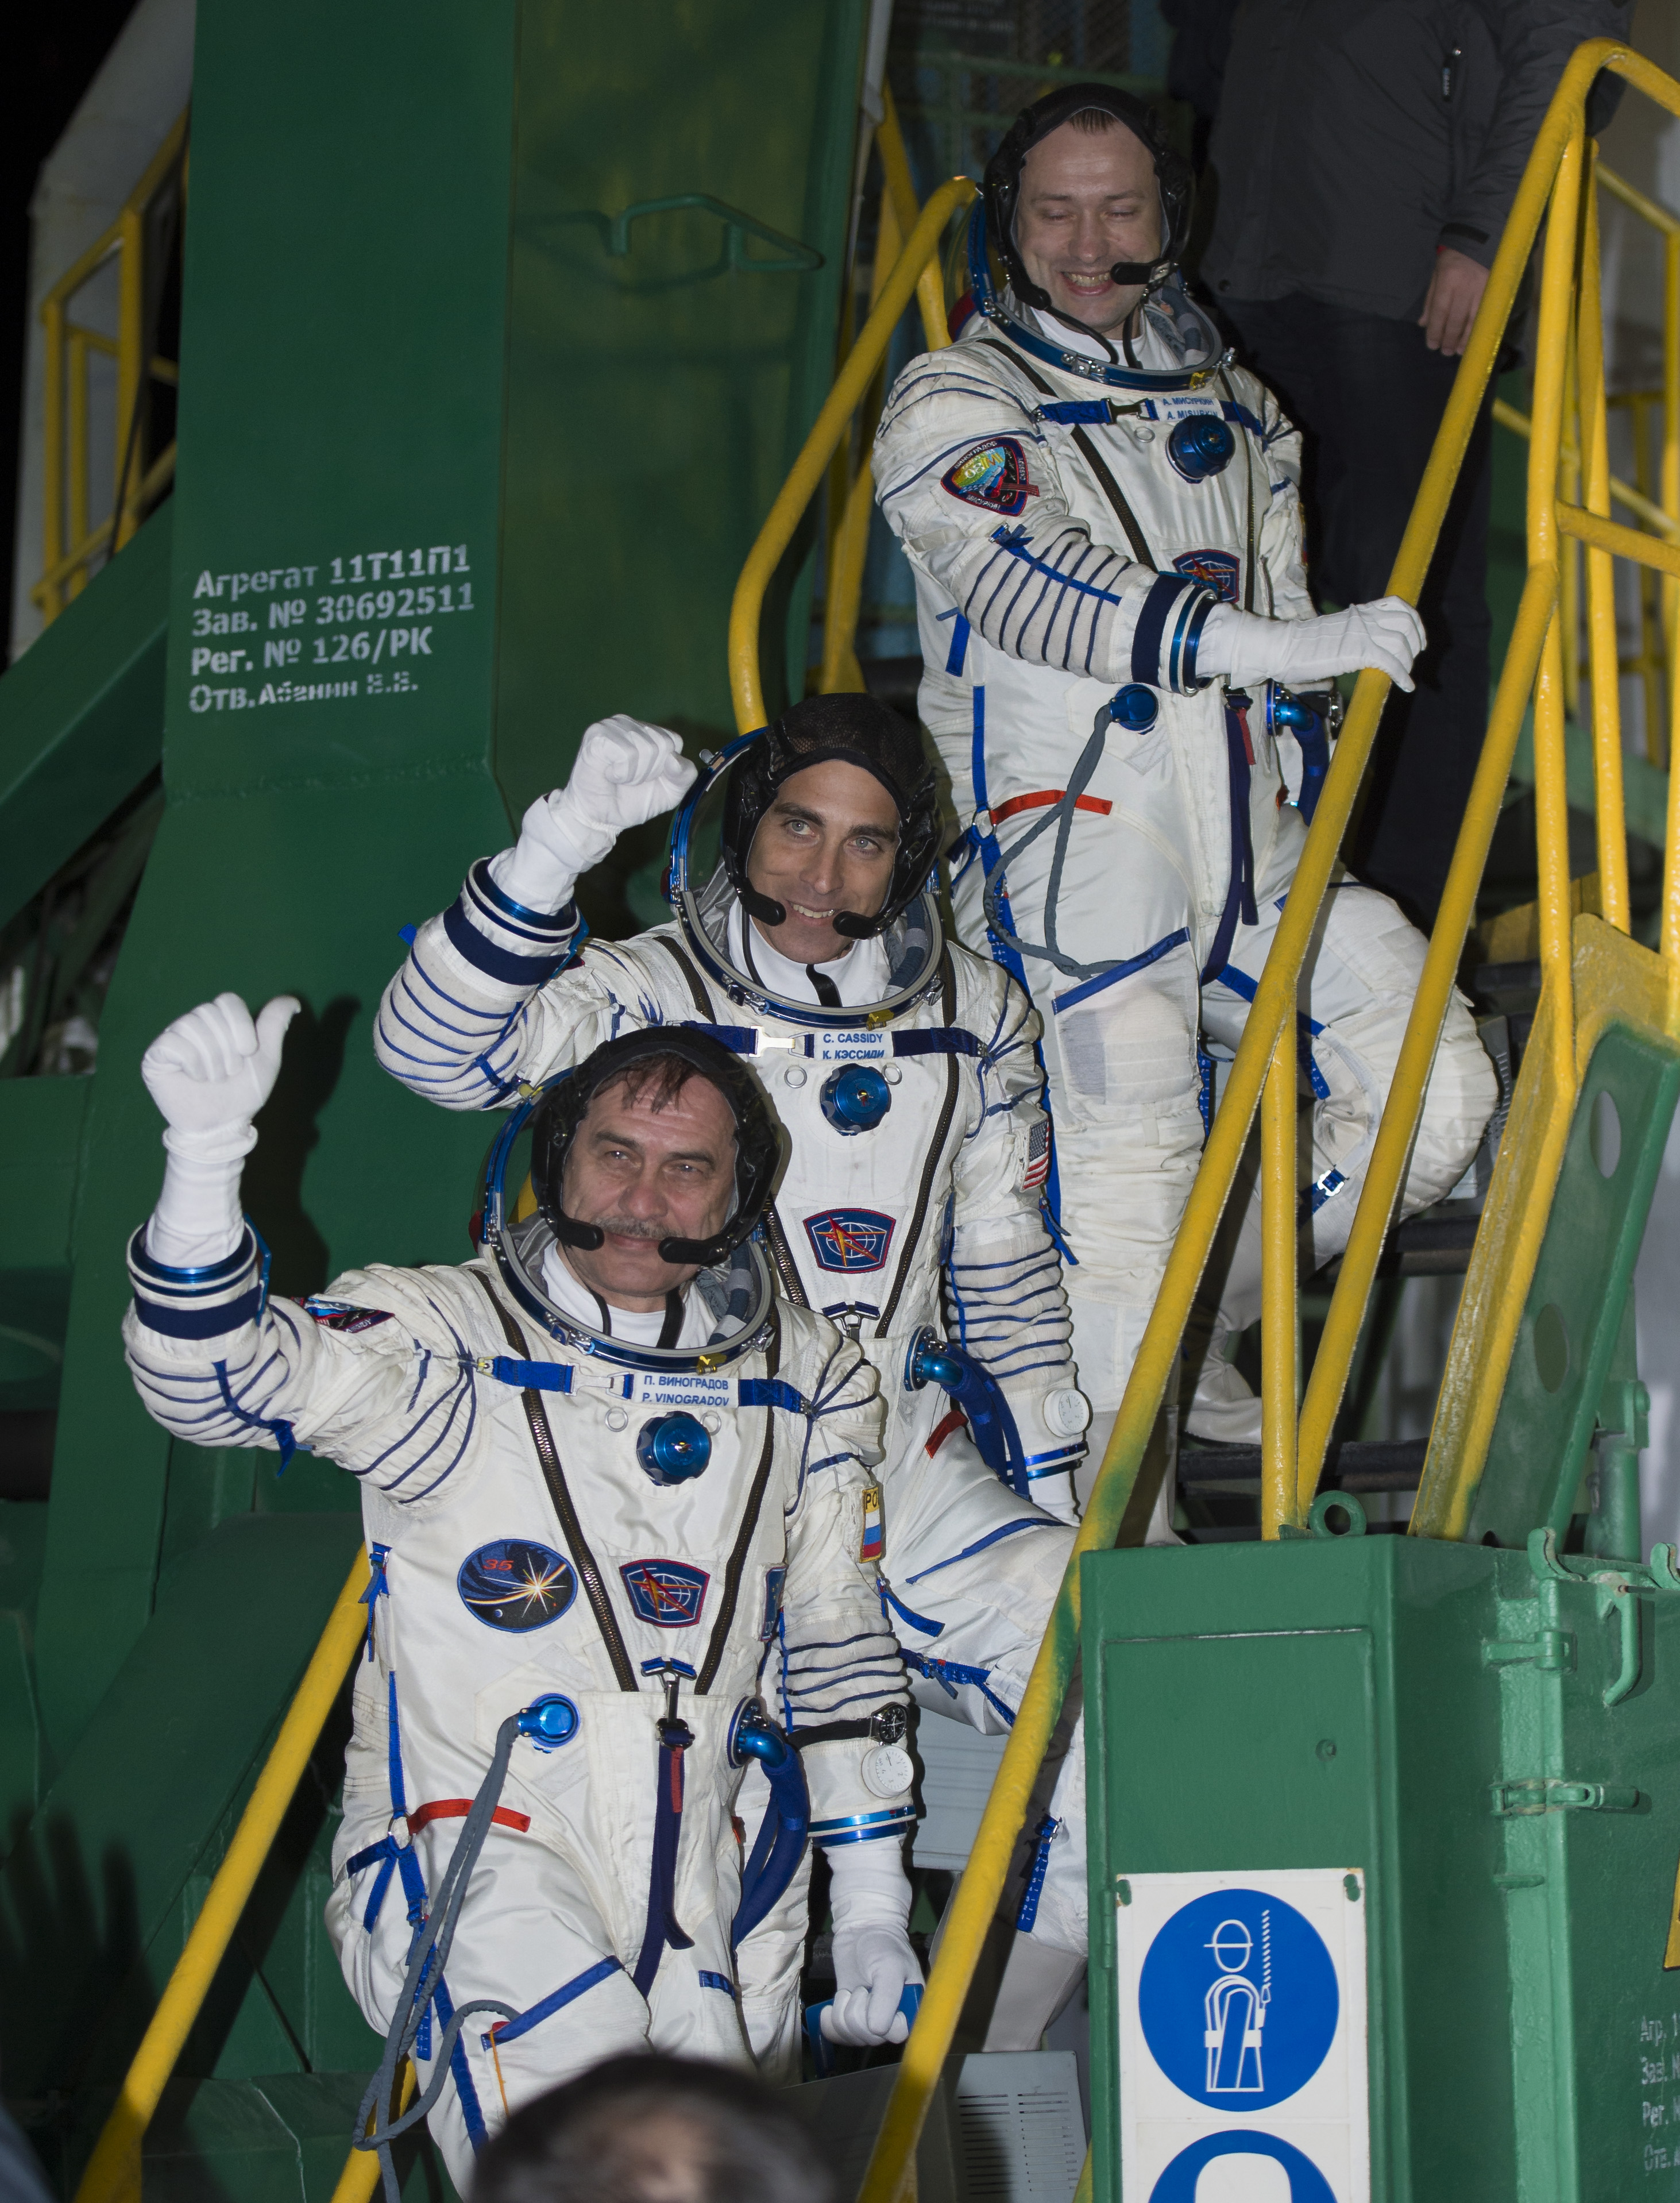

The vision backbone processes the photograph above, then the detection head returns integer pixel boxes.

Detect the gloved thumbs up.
[142,991,300,1137]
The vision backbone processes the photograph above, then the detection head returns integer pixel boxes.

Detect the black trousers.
[1221,294,1494,928]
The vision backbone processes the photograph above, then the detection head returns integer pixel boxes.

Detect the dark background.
[1,1,142,660]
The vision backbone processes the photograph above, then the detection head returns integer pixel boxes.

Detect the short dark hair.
[472,2055,835,2203]
[589,1051,710,1117]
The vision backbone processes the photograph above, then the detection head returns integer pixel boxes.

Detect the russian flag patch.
[859,1484,885,1563]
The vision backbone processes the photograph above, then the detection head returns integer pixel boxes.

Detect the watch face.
[871,1704,910,1745]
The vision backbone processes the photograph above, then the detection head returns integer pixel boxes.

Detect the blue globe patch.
[457,1538,577,1631]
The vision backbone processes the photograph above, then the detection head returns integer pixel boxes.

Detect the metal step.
[1316,1207,1481,1282]
[1179,1437,1427,1494]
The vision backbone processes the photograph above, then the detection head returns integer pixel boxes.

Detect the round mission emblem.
[457,1538,577,1631]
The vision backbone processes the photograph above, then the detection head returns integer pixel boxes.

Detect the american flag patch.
[1022,1120,1051,1191]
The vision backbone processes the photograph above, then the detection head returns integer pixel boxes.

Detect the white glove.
[141,993,298,1269]
[493,715,697,912]
[824,1837,922,2047]
[1198,597,1427,693]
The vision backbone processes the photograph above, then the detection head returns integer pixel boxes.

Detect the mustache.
[580,1211,668,1243]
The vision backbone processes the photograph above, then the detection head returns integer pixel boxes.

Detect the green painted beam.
[0,1511,361,2097]
[0,1073,90,1274]
[1470,1021,1680,1549]
[7,0,869,2131]
[0,510,170,933]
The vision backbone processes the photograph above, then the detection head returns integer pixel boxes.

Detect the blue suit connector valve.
[636,1411,712,1485]
[820,1062,893,1135]
[727,1699,810,1947]
[1264,682,1337,825]
[1167,413,1236,481]
[906,1328,1030,1498]
[1111,683,1159,733]
[517,1693,580,1750]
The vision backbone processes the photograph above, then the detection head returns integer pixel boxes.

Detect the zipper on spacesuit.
[633,1660,698,1996]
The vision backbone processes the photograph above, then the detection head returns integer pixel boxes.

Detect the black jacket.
[1198,0,1633,319]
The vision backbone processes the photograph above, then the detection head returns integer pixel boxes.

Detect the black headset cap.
[531,1026,782,1270]
[983,83,1194,317]
[720,693,941,940]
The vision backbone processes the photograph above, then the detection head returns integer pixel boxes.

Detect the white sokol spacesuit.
[872,107,1497,1434]
[375,697,1095,2057]
[123,1005,916,2190]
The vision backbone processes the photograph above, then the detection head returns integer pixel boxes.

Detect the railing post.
[39,298,65,624]
[1575,146,1631,929]
[1260,1024,1299,1539]
[114,203,146,552]
[67,329,91,604]
[1530,125,1586,1075]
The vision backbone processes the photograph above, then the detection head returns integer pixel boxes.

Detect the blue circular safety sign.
[1138,1888,1338,2111]
[1148,2131,1337,2202]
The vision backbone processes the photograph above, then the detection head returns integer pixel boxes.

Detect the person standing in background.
[1192,0,1632,928]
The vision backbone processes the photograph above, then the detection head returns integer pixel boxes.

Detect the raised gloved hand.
[495,715,698,912]
[823,1836,922,2047]
[142,992,300,1140]
[141,993,299,1269]
[1198,597,1427,693]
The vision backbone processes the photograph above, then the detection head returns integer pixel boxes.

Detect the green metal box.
[1083,1533,1680,2201]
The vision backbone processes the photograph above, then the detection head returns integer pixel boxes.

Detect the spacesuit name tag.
[630,1372,731,1409]
[812,1031,889,1065]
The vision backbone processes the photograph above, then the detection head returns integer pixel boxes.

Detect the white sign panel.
[1115,1868,1369,2202]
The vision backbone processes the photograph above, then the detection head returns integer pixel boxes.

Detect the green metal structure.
[9,11,1680,2203]
[1086,1012,1680,2199]
[0,2,866,2190]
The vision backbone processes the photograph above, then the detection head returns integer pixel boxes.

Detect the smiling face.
[745,757,901,965]
[558,1067,736,1310]
[1014,115,1162,335]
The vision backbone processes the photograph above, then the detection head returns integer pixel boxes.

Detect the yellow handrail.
[34,108,186,627]
[1492,156,1680,761]
[329,2060,417,2203]
[728,176,976,734]
[73,1550,371,2203]
[855,39,1680,2202]
[1299,64,1680,1515]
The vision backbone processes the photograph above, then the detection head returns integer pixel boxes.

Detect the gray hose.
[982,700,1127,984]
[353,1715,522,2202]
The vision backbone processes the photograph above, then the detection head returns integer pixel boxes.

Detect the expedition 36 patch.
[1173,548,1241,603]
[621,1558,709,1627]
[457,1538,577,1631]
[805,1209,895,1272]
[943,438,1040,516]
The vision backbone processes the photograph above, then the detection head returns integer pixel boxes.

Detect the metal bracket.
[1593,1571,1643,1707]
[1490,1777,1640,1816]
[603,194,822,272]
[1483,1630,1575,1671]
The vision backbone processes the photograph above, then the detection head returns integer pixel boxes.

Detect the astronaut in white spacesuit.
[123,1005,919,2189]
[376,693,1094,2060]
[873,85,1498,1449]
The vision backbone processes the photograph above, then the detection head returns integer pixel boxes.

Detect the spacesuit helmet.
[666,695,947,1027]
[983,83,1194,312]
